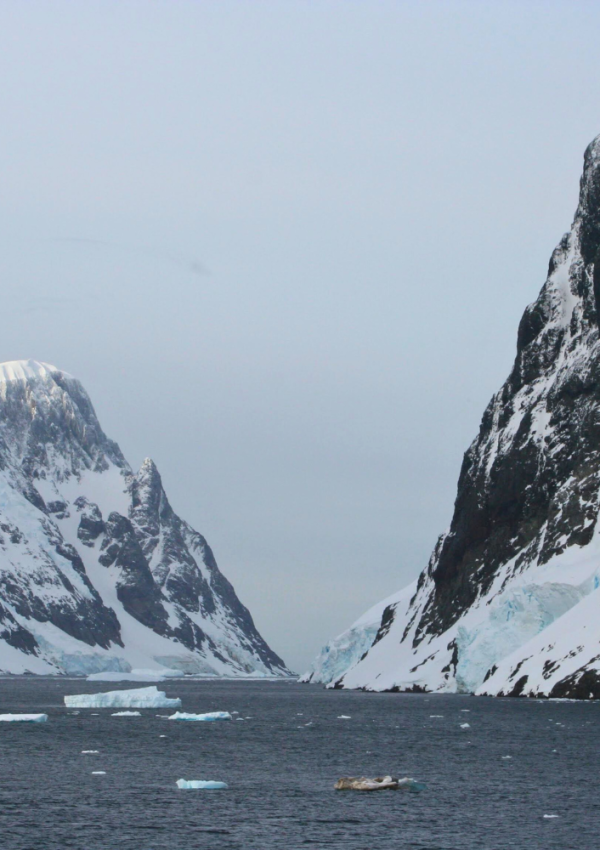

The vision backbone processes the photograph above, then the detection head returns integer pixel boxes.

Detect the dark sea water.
[0,679,598,850]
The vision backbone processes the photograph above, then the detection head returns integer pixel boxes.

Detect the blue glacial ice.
[64,686,181,709]
[0,713,48,722]
[176,779,228,789]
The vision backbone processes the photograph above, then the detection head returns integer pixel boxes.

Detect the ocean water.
[0,679,598,849]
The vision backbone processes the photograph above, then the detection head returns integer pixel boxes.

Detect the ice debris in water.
[430,715,444,718]
[111,711,141,717]
[460,723,471,728]
[502,756,512,760]
[64,686,181,709]
[543,814,559,819]
[0,714,48,722]
[92,771,106,775]
[176,779,228,790]
[168,711,232,722]
[337,715,351,719]
[81,750,99,754]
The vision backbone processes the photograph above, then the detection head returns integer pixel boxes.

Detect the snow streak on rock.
[0,360,290,677]
[304,135,600,699]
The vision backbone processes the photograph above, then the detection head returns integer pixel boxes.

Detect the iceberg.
[64,686,181,709]
[0,713,48,722]
[111,711,141,716]
[176,779,228,790]
[167,711,232,722]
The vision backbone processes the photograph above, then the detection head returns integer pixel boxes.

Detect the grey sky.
[1,1,599,671]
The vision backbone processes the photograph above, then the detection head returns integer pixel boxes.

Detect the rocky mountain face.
[304,135,600,699]
[0,360,290,677]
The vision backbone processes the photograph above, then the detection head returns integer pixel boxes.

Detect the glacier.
[64,686,181,708]
[303,134,600,700]
[0,360,290,678]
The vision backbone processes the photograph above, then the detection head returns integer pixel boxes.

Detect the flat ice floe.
[111,711,141,716]
[64,686,181,709]
[176,779,228,790]
[168,711,232,722]
[0,713,48,722]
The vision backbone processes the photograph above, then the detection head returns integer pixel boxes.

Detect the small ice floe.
[0,714,48,722]
[335,776,425,792]
[236,718,244,721]
[91,771,106,775]
[68,711,80,716]
[460,723,471,729]
[337,715,352,719]
[460,709,470,713]
[65,686,181,709]
[81,750,99,754]
[543,814,559,819]
[176,779,227,790]
[167,711,232,722]
[111,711,141,717]
[429,715,444,718]
[501,756,512,760]
[231,711,239,715]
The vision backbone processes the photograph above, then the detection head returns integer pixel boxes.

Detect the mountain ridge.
[0,360,290,677]
[303,134,600,699]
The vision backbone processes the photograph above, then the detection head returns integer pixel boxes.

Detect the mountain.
[303,135,600,699]
[0,360,290,677]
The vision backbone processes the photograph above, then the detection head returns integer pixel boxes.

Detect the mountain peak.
[0,360,72,385]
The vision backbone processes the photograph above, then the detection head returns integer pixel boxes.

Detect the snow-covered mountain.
[304,135,600,699]
[0,360,290,677]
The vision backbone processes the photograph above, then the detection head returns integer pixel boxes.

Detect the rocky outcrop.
[304,135,600,698]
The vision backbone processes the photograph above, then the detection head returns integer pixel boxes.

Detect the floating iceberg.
[334,776,425,792]
[167,711,231,722]
[0,713,48,722]
[337,715,351,719]
[111,711,141,717]
[64,686,181,709]
[176,779,228,790]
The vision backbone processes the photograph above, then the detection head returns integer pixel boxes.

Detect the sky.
[1,1,600,672]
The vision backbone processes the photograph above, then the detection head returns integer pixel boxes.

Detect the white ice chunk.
[64,686,181,709]
[460,723,471,728]
[111,711,141,717]
[81,750,99,754]
[0,713,48,722]
[167,711,231,722]
[176,779,228,790]
[337,715,351,719]
[92,771,106,775]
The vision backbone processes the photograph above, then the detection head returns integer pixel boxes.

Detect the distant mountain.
[304,135,600,699]
[0,360,290,677]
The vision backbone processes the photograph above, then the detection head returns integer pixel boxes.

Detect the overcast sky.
[1,1,600,671]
